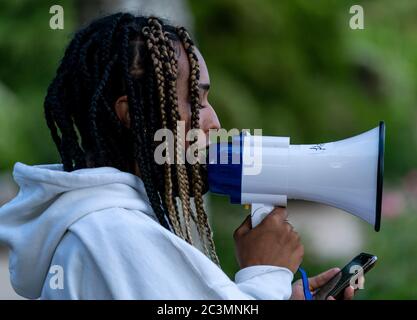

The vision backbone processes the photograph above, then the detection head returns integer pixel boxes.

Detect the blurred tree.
[0,0,76,171]
[0,0,193,171]
[189,0,417,181]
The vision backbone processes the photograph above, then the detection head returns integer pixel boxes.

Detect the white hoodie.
[0,162,293,300]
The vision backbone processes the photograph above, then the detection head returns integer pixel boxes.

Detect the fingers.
[233,215,252,239]
[344,286,355,300]
[309,268,340,290]
[290,280,305,300]
[259,207,288,228]
[270,206,288,221]
[235,207,290,237]
[327,286,355,300]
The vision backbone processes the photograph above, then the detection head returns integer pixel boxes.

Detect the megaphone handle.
[249,203,313,300]
[250,203,275,228]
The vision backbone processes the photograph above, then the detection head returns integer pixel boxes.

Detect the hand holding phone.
[314,252,378,300]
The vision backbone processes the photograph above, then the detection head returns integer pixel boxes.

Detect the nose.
[201,104,221,134]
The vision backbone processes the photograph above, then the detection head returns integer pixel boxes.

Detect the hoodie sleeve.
[41,208,293,300]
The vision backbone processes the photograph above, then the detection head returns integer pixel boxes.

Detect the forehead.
[176,41,209,85]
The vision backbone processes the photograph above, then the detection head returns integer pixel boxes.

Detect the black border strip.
[374,121,385,232]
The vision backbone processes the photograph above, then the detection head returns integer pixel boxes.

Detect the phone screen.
[314,253,377,300]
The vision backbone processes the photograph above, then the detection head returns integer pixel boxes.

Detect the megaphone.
[207,121,385,231]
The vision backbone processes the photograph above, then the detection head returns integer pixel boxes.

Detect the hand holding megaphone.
[234,207,304,274]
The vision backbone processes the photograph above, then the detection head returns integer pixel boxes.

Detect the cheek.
[198,108,214,131]
[198,109,207,128]
[177,101,192,130]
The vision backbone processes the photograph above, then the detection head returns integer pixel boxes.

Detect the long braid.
[89,53,119,165]
[177,27,220,264]
[120,23,170,229]
[161,28,200,229]
[148,18,195,244]
[160,23,206,243]
[142,23,185,238]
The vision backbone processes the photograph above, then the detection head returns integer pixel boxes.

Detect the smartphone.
[314,252,378,300]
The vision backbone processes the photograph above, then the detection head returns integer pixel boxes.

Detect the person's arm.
[41,207,302,300]
[234,265,294,299]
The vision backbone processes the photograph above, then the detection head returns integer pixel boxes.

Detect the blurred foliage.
[0,0,75,170]
[1,0,416,178]
[360,211,417,299]
[190,0,417,182]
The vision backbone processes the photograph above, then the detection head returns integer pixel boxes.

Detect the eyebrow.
[199,83,210,92]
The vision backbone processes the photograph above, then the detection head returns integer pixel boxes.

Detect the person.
[0,13,356,300]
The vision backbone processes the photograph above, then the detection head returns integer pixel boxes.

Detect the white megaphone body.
[207,121,385,231]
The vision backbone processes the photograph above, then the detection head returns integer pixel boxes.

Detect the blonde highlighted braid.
[141,17,219,263]
[177,27,219,264]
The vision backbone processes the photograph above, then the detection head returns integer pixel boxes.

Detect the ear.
[114,95,131,128]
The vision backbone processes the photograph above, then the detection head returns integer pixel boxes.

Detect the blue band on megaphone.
[207,134,243,203]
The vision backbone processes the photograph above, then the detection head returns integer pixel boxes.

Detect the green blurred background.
[0,0,416,299]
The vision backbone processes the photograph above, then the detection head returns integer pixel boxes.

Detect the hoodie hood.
[0,162,155,299]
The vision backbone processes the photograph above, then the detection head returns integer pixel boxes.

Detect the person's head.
[44,13,220,263]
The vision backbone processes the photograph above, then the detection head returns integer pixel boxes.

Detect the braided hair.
[44,13,219,264]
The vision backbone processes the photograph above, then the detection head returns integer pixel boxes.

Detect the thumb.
[309,268,340,290]
[234,214,252,237]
